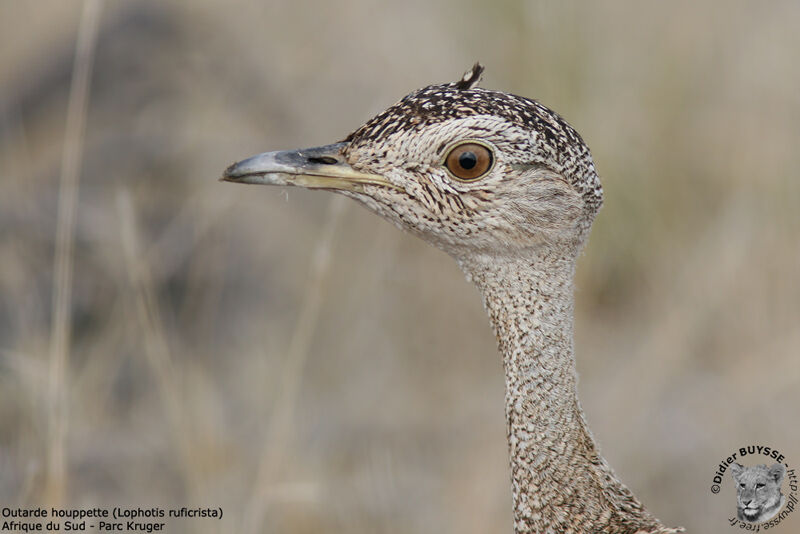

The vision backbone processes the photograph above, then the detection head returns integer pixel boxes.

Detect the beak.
[221,142,397,193]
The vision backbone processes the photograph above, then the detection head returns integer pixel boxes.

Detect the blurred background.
[1,1,798,532]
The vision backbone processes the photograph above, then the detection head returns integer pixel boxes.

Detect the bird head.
[223,65,603,260]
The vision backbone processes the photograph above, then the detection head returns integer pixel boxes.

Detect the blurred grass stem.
[242,195,347,534]
[45,0,102,506]
[117,189,202,497]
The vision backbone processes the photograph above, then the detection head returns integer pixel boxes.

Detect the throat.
[458,249,661,533]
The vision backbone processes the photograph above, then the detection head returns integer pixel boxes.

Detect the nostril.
[307,156,338,165]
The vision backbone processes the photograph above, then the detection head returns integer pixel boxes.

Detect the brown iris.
[444,142,493,181]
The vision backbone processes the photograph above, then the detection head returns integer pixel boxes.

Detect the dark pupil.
[458,151,477,170]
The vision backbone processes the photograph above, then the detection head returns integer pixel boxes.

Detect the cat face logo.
[731,463,786,523]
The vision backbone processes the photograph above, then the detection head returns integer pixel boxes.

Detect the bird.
[222,64,684,534]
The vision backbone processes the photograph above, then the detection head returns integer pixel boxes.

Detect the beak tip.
[221,162,241,181]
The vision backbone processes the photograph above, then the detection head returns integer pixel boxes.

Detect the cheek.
[506,179,583,230]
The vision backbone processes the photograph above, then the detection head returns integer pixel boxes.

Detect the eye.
[756,483,765,489]
[443,141,494,181]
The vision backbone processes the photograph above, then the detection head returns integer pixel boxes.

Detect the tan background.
[1,1,798,533]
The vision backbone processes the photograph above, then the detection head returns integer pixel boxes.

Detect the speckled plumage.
[345,64,603,231]
[460,250,679,534]
[224,64,684,534]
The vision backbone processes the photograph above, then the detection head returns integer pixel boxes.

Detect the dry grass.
[0,1,798,533]
[45,0,103,507]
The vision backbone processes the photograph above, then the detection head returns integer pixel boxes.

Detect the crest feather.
[455,63,484,90]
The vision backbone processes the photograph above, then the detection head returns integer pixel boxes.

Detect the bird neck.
[458,248,663,534]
